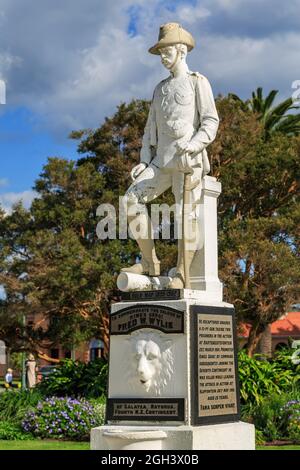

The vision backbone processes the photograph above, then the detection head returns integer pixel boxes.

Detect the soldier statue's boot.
[168,273,185,289]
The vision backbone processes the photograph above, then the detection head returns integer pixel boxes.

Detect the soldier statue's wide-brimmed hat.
[149,22,195,55]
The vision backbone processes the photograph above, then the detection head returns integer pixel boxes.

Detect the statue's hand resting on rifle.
[176,140,205,172]
[131,163,147,182]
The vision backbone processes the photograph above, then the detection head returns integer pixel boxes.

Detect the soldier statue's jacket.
[140,70,219,175]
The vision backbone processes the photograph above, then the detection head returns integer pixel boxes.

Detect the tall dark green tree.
[71,96,300,355]
[210,98,300,355]
[0,159,135,357]
[0,95,299,358]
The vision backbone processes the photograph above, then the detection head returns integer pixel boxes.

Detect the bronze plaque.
[107,398,185,421]
[110,304,184,335]
[197,314,237,416]
[191,306,240,425]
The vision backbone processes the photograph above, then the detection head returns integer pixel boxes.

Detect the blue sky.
[0,105,78,212]
[0,0,299,212]
[0,107,78,191]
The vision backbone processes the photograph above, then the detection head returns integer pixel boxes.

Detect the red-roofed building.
[239,311,300,354]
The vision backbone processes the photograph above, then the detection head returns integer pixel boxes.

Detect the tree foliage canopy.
[0,94,299,357]
[229,87,300,138]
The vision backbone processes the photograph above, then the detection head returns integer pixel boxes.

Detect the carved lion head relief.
[127,331,174,396]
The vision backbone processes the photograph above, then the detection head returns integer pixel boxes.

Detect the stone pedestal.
[91,422,255,450]
[91,293,255,450]
[91,175,255,450]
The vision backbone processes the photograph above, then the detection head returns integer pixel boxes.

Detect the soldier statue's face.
[159,45,179,70]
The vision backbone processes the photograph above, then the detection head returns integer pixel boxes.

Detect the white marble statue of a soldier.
[121,22,219,289]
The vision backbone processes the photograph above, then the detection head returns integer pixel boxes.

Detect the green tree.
[229,87,300,138]
[72,96,300,355]
[210,98,300,355]
[0,96,299,358]
[0,159,132,357]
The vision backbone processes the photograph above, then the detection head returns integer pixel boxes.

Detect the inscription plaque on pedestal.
[110,304,184,335]
[191,306,240,425]
[107,398,185,421]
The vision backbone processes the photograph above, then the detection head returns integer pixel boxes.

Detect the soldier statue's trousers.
[122,161,203,257]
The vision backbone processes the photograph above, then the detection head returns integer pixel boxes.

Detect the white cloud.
[0,51,21,79]
[32,27,158,133]
[0,190,36,214]
[0,0,299,136]
[177,5,211,24]
[191,32,300,100]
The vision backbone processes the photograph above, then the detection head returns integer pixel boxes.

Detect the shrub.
[238,349,300,405]
[281,400,300,441]
[0,421,33,441]
[89,399,106,425]
[22,396,103,441]
[246,389,300,442]
[255,429,266,446]
[251,393,288,441]
[273,347,300,376]
[37,359,108,399]
[0,389,42,423]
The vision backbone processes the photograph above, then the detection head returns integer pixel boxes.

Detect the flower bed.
[22,397,103,441]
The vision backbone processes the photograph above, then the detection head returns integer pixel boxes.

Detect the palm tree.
[229,87,300,139]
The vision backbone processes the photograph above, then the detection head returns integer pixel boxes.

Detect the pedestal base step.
[91,422,255,450]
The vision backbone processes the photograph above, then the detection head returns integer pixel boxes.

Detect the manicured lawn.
[258,445,300,450]
[1,440,300,451]
[0,440,90,450]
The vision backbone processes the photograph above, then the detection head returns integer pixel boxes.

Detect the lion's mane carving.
[125,331,174,396]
